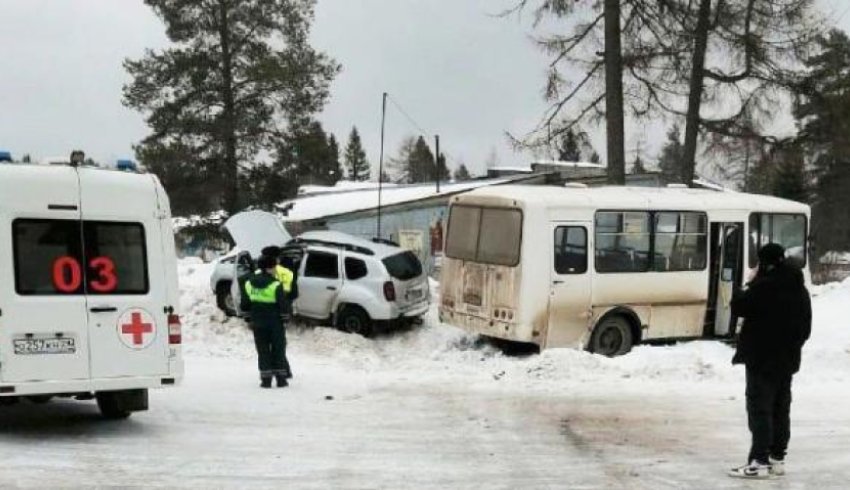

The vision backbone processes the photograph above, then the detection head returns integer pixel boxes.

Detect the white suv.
[211,214,430,335]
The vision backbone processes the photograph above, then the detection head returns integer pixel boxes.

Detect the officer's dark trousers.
[746,367,793,464]
[252,324,290,379]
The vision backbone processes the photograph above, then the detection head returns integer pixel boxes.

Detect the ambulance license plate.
[13,338,76,355]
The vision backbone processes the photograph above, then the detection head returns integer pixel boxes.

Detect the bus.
[438,184,809,356]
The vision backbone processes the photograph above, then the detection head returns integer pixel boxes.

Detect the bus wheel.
[589,315,633,357]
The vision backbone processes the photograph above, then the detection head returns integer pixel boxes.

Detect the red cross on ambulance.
[117,309,157,349]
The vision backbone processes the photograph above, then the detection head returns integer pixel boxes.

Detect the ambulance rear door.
[0,166,91,383]
[77,169,169,378]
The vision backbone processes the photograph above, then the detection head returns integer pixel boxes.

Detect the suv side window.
[304,251,339,279]
[344,257,368,280]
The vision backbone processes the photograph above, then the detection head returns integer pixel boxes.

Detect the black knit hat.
[257,255,277,271]
[758,243,786,266]
[261,245,282,257]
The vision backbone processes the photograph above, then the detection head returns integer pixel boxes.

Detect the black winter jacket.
[240,272,288,330]
[731,263,812,375]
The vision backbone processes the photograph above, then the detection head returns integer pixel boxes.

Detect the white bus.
[438,185,809,356]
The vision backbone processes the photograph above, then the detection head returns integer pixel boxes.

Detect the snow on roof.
[172,210,228,232]
[280,177,525,221]
[298,180,399,196]
[488,166,533,173]
[531,160,605,168]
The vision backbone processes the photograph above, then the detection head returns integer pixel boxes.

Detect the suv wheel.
[216,281,237,317]
[337,306,374,337]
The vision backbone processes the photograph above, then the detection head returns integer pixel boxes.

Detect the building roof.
[279,175,539,222]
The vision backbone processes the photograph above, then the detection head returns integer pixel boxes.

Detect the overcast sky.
[1,0,848,177]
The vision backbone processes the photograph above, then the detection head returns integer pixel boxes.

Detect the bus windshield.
[446,205,522,266]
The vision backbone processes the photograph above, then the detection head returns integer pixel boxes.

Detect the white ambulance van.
[0,163,183,418]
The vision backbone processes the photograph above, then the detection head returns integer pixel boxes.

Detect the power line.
[386,95,430,136]
[385,94,464,172]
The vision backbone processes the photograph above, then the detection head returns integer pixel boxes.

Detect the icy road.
[0,260,848,489]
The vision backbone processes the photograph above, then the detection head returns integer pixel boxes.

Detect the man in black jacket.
[241,255,290,389]
[728,243,812,479]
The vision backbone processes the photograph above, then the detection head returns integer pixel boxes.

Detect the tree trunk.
[604,0,626,185]
[218,1,239,213]
[681,0,713,186]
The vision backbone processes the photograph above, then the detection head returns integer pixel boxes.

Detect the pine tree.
[631,155,646,175]
[454,163,472,181]
[436,153,451,182]
[344,126,370,181]
[123,0,339,214]
[326,134,342,186]
[557,129,583,162]
[794,29,850,253]
[408,136,436,183]
[657,126,684,184]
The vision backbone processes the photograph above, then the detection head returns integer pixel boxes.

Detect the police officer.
[261,246,295,297]
[260,245,296,379]
[242,255,290,388]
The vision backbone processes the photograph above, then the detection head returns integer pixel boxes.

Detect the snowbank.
[178,259,850,392]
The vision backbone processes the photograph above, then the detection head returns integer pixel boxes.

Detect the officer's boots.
[275,374,289,388]
[260,376,273,389]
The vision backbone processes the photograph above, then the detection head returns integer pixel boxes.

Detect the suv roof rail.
[290,237,376,256]
[371,237,400,247]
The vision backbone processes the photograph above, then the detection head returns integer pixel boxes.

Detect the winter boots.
[275,374,289,388]
[260,377,273,389]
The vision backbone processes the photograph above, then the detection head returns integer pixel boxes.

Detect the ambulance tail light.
[168,314,182,344]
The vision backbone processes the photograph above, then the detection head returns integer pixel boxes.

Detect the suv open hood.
[223,210,292,258]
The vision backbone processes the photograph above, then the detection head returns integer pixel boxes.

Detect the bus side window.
[554,226,587,274]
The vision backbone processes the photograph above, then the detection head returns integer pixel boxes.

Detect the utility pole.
[377,92,387,239]
[435,134,440,193]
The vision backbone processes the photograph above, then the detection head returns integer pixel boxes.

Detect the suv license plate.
[406,289,423,300]
[14,338,76,355]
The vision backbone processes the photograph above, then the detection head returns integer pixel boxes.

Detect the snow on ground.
[179,258,850,394]
[1,261,847,488]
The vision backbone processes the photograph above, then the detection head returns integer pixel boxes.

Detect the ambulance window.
[83,222,149,295]
[13,219,85,295]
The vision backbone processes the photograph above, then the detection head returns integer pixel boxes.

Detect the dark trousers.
[746,367,793,464]
[252,323,291,379]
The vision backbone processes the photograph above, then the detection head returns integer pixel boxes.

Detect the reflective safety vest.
[245,279,282,304]
[274,265,294,293]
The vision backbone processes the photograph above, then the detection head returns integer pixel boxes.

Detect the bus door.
[546,222,592,347]
[711,222,744,337]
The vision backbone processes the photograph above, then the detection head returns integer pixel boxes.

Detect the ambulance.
[0,162,183,418]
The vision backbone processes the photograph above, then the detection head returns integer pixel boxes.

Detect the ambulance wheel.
[588,315,633,357]
[337,306,373,337]
[216,281,237,317]
[96,393,131,420]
